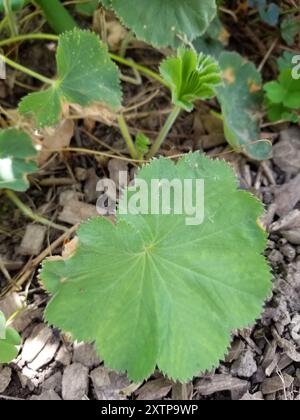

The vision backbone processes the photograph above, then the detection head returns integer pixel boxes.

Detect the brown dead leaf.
[70,103,117,126]
[136,378,172,400]
[39,119,74,165]
[107,21,128,50]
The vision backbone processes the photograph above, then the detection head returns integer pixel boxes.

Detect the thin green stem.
[5,190,68,232]
[117,114,138,160]
[147,106,181,159]
[0,54,55,85]
[0,33,59,47]
[3,0,18,36]
[110,53,168,87]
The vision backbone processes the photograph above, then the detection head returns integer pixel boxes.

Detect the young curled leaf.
[19,29,122,128]
[0,129,37,192]
[160,49,222,112]
[41,153,271,382]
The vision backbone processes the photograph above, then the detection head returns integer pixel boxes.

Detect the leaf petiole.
[147,106,181,159]
[117,114,138,160]
[5,190,68,232]
[0,54,55,85]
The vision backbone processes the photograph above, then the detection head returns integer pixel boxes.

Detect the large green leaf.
[19,29,122,127]
[160,48,221,111]
[104,0,216,47]
[0,129,37,192]
[216,52,272,161]
[0,311,21,363]
[41,153,271,382]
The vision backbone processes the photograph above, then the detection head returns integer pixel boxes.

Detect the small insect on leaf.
[0,129,38,192]
[19,29,122,128]
[41,153,271,382]
[160,49,222,112]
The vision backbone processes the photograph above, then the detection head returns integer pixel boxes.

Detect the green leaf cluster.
[0,311,21,363]
[264,68,300,123]
[41,153,271,382]
[0,129,37,192]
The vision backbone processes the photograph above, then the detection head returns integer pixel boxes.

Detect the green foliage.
[135,133,150,159]
[216,52,272,161]
[0,129,37,192]
[41,153,271,382]
[264,68,300,123]
[160,49,221,112]
[0,311,21,363]
[193,16,229,59]
[76,0,99,16]
[19,29,122,127]
[102,0,217,47]
[248,0,280,26]
[281,16,300,47]
[0,0,25,12]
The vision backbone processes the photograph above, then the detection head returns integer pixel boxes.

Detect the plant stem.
[0,54,54,85]
[5,190,68,232]
[33,0,78,34]
[117,114,138,159]
[147,106,181,159]
[0,33,59,47]
[3,0,18,36]
[110,53,168,87]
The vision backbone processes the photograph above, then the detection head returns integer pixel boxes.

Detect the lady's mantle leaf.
[0,311,21,363]
[160,49,221,111]
[104,0,216,47]
[19,29,122,127]
[41,153,271,382]
[216,52,272,161]
[0,129,37,192]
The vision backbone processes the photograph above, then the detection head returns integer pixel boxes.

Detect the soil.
[0,3,300,401]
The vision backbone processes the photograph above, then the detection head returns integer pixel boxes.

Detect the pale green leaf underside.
[41,153,271,382]
[106,0,217,47]
[160,49,221,111]
[0,129,37,192]
[19,29,122,127]
[216,52,272,161]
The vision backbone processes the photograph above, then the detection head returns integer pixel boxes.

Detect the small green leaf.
[105,0,216,47]
[160,49,221,112]
[281,16,300,47]
[216,52,272,161]
[41,153,271,382]
[135,133,150,157]
[19,29,122,127]
[0,312,21,363]
[264,68,300,123]
[0,129,37,192]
